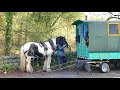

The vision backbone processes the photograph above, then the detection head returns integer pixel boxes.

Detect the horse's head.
[56,36,70,48]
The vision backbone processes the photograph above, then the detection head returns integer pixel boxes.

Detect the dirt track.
[1,69,120,78]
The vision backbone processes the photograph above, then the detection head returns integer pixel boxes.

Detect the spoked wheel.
[99,62,110,73]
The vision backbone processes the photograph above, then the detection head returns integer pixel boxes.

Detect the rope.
[35,63,76,73]
[52,64,76,72]
[35,60,76,73]
[51,60,75,69]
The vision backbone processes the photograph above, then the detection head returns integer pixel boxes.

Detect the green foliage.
[4,12,14,55]
[0,12,85,55]
[0,64,19,72]
[51,51,77,66]
[0,12,6,25]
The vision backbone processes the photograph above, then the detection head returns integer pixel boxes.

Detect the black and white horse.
[20,36,70,73]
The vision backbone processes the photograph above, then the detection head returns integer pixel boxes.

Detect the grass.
[0,64,20,73]
[0,56,20,73]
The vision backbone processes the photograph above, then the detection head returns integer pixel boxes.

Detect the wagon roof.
[72,20,120,25]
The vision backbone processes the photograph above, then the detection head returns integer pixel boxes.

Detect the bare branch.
[51,12,64,28]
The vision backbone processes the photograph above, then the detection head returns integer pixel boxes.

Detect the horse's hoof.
[89,73,92,75]
[26,70,33,73]
[43,70,47,72]
[46,68,51,72]
[76,73,79,75]
[76,71,80,75]
[89,72,93,75]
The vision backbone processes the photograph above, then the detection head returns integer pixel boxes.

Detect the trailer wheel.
[99,62,110,73]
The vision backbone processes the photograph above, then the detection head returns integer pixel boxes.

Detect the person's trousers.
[58,56,67,64]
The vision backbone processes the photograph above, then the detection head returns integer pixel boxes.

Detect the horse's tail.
[20,46,26,72]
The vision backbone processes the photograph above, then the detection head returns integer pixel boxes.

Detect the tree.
[4,12,14,55]
[1,12,85,55]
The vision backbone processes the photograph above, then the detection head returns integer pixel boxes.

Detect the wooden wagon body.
[72,20,120,72]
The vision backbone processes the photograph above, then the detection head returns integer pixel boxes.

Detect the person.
[57,44,67,69]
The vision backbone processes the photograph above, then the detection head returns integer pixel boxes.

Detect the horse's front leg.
[43,59,47,72]
[46,55,52,72]
[26,56,33,73]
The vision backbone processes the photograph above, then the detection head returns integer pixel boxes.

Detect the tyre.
[99,62,110,73]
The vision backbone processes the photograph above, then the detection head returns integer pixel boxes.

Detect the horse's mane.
[57,36,65,38]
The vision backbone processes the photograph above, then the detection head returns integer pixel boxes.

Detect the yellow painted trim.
[119,24,120,36]
[108,23,120,36]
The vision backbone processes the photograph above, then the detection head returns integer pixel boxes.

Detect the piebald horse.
[20,36,70,73]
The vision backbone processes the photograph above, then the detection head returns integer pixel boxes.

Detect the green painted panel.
[89,52,120,60]
[108,37,119,51]
[89,22,107,36]
[88,22,120,52]
[77,38,89,58]
[117,53,120,58]
[89,22,108,52]
[89,53,100,59]
[118,38,120,51]
[89,36,108,52]
[76,23,89,58]
[99,53,109,59]
[109,53,119,59]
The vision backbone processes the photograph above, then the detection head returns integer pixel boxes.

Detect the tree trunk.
[4,12,13,55]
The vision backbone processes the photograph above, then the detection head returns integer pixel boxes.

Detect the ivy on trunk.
[4,12,13,55]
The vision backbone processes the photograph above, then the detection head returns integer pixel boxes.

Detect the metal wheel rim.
[101,63,109,72]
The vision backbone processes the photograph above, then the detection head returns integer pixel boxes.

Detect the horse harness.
[39,39,55,51]
[39,42,48,51]
[24,39,56,59]
[48,39,56,51]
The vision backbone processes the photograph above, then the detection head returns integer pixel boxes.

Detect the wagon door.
[76,22,89,58]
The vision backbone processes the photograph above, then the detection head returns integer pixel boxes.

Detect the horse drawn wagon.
[72,20,120,73]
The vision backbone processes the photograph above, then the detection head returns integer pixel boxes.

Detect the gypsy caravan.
[72,20,120,72]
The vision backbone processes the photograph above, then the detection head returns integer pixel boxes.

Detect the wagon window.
[108,23,119,36]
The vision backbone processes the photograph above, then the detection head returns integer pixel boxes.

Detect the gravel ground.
[1,69,120,78]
